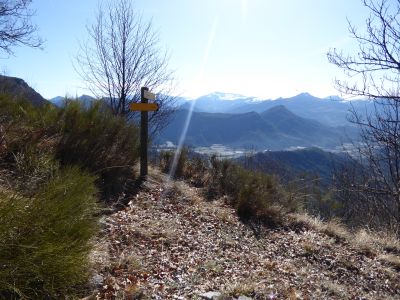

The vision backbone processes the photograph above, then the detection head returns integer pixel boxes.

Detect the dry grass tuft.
[214,206,237,225]
[116,252,145,273]
[223,280,257,297]
[353,229,400,255]
[321,280,347,298]
[289,214,349,240]
[322,219,349,240]
[379,254,400,270]
[172,180,202,205]
[285,287,302,300]
[291,213,400,267]
[288,213,323,231]
[301,241,318,256]
[90,237,110,270]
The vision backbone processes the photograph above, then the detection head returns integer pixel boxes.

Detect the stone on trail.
[199,291,222,299]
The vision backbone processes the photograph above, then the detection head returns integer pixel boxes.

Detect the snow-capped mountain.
[179,92,271,113]
[178,92,369,127]
[207,92,264,102]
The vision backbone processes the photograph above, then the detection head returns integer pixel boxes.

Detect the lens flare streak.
[167,16,219,179]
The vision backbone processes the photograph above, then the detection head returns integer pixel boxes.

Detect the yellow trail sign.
[130,102,159,111]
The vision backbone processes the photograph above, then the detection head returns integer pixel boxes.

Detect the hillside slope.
[157,107,353,150]
[240,147,348,183]
[260,105,346,147]
[158,110,280,149]
[91,168,400,299]
[0,75,49,106]
[230,93,353,126]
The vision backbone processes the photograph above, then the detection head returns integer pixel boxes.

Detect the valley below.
[155,92,362,152]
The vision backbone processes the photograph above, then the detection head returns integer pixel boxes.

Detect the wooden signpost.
[130,87,159,179]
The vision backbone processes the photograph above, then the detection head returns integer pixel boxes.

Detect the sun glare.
[167,15,219,180]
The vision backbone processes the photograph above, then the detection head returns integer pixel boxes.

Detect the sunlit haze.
[3,0,368,99]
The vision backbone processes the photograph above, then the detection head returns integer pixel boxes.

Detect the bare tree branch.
[0,0,43,55]
[328,0,400,231]
[75,0,176,135]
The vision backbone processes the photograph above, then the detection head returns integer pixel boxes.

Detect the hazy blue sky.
[2,0,369,99]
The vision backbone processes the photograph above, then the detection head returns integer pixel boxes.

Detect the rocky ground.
[89,169,400,300]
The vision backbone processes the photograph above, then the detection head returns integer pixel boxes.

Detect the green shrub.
[159,150,174,174]
[175,147,189,178]
[0,93,59,126]
[56,101,140,199]
[159,147,192,179]
[173,154,289,228]
[184,155,208,187]
[0,166,99,299]
[205,157,247,200]
[236,172,285,228]
[1,95,140,201]
[0,95,59,160]
[157,150,292,228]
[209,158,298,225]
[13,148,60,196]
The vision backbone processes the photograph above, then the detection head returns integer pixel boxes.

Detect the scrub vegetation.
[0,94,140,298]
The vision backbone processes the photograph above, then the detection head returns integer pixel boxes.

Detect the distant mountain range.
[179,92,370,127]
[0,74,365,154]
[49,92,369,127]
[156,105,357,151]
[48,91,370,128]
[47,88,369,150]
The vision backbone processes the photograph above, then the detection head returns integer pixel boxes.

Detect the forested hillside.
[157,107,355,150]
